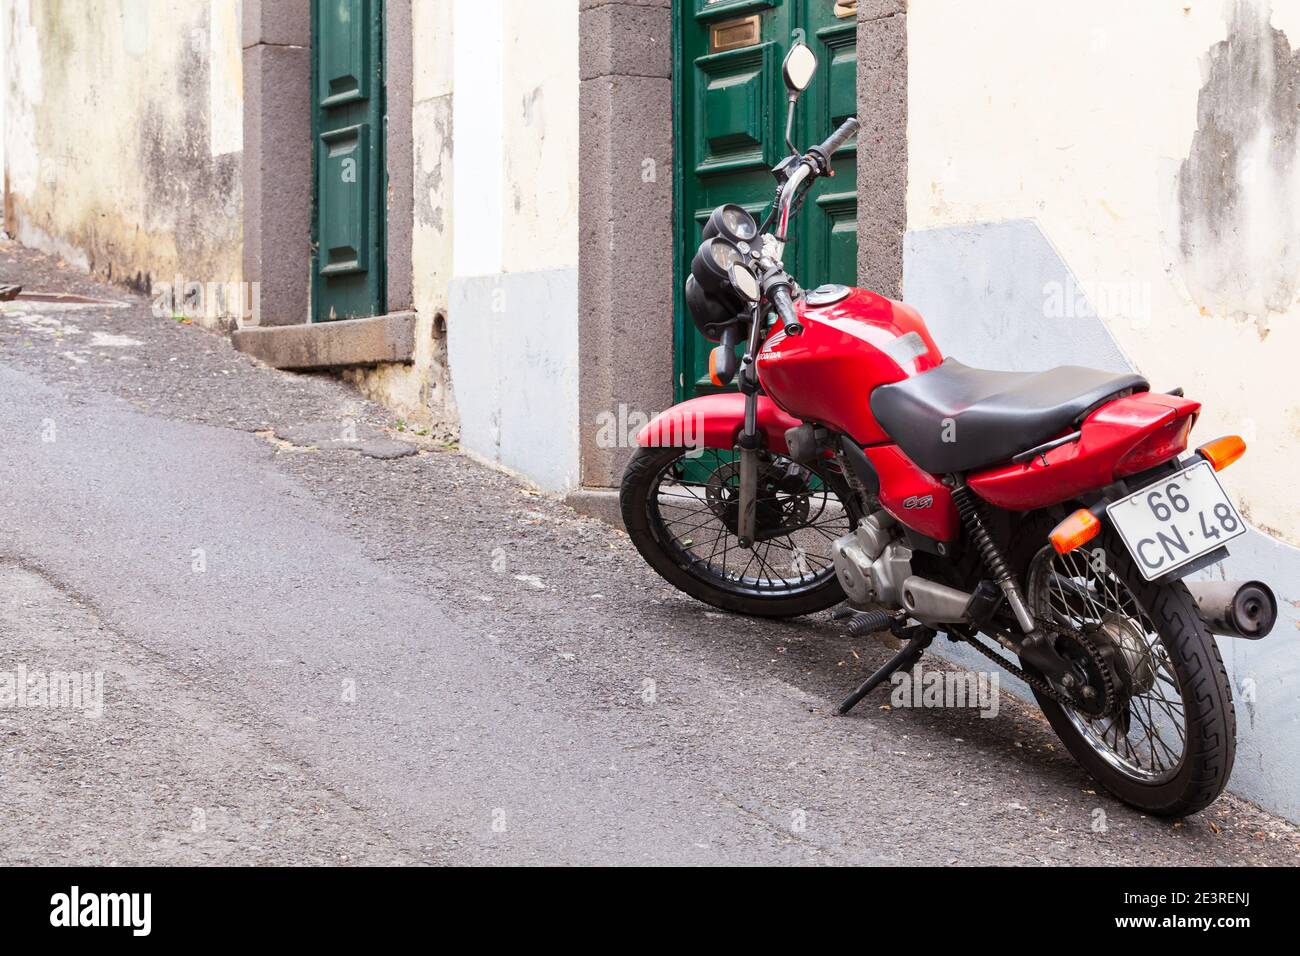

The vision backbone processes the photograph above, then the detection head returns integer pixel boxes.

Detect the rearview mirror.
[782,43,817,95]
[729,264,760,303]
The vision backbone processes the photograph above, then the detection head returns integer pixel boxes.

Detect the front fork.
[736,301,767,548]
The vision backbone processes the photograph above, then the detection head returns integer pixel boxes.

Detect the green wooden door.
[672,0,859,402]
[312,0,386,322]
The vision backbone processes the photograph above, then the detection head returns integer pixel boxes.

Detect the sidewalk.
[1,238,1298,865]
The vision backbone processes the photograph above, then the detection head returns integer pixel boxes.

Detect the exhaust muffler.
[1186,580,1277,640]
[896,575,1277,641]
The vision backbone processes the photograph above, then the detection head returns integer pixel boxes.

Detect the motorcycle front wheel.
[1011,516,1236,816]
[620,445,861,618]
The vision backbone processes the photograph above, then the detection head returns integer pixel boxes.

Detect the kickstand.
[837,626,935,715]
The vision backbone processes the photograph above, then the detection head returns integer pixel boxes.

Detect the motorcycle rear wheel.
[620,445,861,618]
[1011,516,1236,816]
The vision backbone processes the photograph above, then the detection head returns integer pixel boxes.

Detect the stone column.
[242,0,312,327]
[575,0,675,512]
[857,1,908,299]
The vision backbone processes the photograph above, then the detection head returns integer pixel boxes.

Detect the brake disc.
[705,459,812,540]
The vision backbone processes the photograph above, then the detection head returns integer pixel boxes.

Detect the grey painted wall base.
[232,312,417,369]
[448,269,580,493]
[905,218,1300,822]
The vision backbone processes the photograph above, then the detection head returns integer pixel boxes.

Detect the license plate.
[1106,460,1245,581]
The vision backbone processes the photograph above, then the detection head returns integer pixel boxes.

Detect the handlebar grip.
[808,117,860,170]
[770,285,802,336]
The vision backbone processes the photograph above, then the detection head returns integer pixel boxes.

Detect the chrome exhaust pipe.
[1186,580,1277,640]
[901,576,975,626]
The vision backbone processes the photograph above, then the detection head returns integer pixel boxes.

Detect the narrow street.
[1,241,1297,866]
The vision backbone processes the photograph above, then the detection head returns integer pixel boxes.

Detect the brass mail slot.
[834,0,858,18]
[710,15,761,53]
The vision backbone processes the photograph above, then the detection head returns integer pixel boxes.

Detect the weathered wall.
[906,0,1300,546]
[903,0,1300,820]
[2,0,243,309]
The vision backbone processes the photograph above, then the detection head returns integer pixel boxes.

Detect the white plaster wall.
[451,0,579,276]
[445,0,581,491]
[452,0,504,278]
[0,7,7,212]
[501,0,580,274]
[346,0,581,480]
[907,0,1300,546]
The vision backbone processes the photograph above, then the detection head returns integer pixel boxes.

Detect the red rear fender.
[635,393,801,454]
[968,392,1201,511]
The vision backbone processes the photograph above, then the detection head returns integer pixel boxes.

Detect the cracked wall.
[2,0,242,309]
[341,0,460,441]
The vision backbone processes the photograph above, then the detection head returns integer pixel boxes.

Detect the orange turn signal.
[1197,435,1246,472]
[709,348,723,386]
[1050,509,1101,555]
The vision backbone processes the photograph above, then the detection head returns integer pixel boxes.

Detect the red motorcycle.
[621,42,1276,815]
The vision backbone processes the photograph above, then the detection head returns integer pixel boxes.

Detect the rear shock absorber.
[952,484,1037,634]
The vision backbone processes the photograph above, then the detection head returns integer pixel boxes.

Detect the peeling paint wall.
[2,0,242,308]
[348,0,580,482]
[906,0,1300,547]
[1178,1,1300,323]
[345,0,459,440]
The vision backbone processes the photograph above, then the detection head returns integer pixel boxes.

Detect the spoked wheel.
[620,445,861,617]
[1014,519,1236,816]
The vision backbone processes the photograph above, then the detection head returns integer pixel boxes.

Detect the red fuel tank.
[755,287,944,445]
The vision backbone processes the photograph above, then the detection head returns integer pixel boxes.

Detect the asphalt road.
[1,241,1298,865]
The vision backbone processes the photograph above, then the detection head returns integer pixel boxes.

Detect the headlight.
[687,236,761,342]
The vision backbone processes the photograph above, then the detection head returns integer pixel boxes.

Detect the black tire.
[1011,515,1236,816]
[620,445,860,618]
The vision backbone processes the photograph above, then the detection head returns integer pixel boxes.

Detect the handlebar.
[770,284,801,336]
[773,116,860,241]
[807,117,860,173]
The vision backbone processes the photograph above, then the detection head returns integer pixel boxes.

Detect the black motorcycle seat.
[869,359,1149,475]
